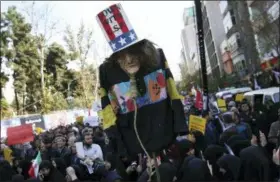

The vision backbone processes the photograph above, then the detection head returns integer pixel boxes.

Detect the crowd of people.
[0,97,280,182]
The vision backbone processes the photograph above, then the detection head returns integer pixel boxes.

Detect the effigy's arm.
[158,49,188,135]
[98,63,128,156]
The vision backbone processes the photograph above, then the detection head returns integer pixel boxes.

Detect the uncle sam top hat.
[96,3,141,53]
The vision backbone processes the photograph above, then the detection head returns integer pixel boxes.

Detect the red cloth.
[195,89,203,110]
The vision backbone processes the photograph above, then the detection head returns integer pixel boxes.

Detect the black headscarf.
[227,135,251,157]
[239,145,272,181]
[39,160,66,182]
[217,154,241,181]
[151,162,176,182]
[0,160,16,182]
[204,145,226,178]
[12,174,24,182]
[18,160,31,180]
[179,155,212,182]
[53,158,67,176]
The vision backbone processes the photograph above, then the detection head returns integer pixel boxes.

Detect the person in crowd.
[52,158,67,176]
[268,108,280,146]
[228,101,236,111]
[25,141,39,161]
[239,142,272,181]
[239,100,253,125]
[39,160,66,182]
[68,136,77,148]
[226,135,251,157]
[219,112,239,144]
[92,127,107,156]
[17,159,31,180]
[81,132,103,161]
[55,135,71,158]
[217,154,241,181]
[0,160,16,182]
[11,174,24,182]
[55,135,71,165]
[41,136,59,161]
[70,144,80,166]
[204,111,222,146]
[231,107,252,140]
[178,151,212,181]
[204,145,227,180]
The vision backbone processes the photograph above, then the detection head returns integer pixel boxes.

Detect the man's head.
[83,133,93,146]
[68,136,76,147]
[231,107,240,124]
[228,101,236,110]
[240,102,250,112]
[39,161,53,178]
[82,127,93,136]
[42,137,52,149]
[55,136,66,149]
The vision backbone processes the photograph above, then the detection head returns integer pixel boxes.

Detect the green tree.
[64,21,96,108]
[0,11,13,93]
[251,6,280,58]
[0,98,13,119]
[2,6,41,114]
[45,42,76,94]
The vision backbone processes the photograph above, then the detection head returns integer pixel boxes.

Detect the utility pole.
[194,0,209,111]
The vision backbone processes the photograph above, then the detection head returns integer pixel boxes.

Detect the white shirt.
[83,144,103,160]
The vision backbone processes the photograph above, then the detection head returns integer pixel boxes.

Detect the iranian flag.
[28,152,42,178]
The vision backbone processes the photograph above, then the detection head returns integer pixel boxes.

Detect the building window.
[223,12,233,33]
[236,33,241,48]
[219,0,228,14]
[229,10,236,25]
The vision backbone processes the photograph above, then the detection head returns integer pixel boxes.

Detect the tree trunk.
[14,89,20,115]
[94,68,99,101]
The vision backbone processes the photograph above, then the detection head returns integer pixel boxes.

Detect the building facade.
[219,0,259,78]
[202,1,227,80]
[181,6,200,76]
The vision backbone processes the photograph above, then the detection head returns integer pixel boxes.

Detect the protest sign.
[75,142,85,158]
[189,115,207,134]
[217,98,227,112]
[235,94,244,102]
[20,115,45,129]
[7,124,34,145]
[83,115,99,127]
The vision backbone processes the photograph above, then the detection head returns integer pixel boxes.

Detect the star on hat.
[129,32,136,41]
[118,37,127,46]
[111,43,116,50]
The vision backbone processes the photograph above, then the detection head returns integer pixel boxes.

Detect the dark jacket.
[41,148,59,161]
[178,155,212,182]
[239,145,272,181]
[217,154,241,181]
[18,160,32,180]
[99,48,187,157]
[39,160,66,182]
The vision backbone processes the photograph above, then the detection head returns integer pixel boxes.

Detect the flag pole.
[194,0,209,112]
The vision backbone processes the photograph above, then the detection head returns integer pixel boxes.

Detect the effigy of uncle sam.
[96,3,188,159]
